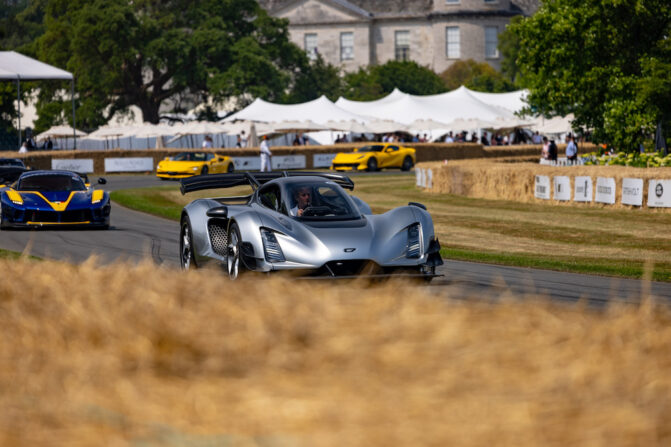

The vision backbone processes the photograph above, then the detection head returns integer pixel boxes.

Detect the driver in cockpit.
[290,185,311,216]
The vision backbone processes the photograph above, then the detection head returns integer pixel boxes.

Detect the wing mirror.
[97,177,107,185]
[206,206,228,218]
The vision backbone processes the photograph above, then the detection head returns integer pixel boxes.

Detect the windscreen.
[172,152,208,162]
[356,145,384,152]
[18,174,87,192]
[287,182,360,220]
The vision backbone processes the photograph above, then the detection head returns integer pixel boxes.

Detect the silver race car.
[179,172,442,280]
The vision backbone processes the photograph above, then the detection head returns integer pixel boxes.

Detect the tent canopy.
[0,51,73,80]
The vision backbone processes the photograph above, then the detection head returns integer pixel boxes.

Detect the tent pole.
[71,79,76,150]
[16,78,21,149]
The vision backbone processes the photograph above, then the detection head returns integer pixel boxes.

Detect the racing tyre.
[366,157,378,172]
[227,162,234,173]
[401,156,413,171]
[201,166,209,175]
[227,222,246,280]
[180,215,197,270]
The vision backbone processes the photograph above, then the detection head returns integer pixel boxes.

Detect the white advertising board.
[232,156,261,171]
[595,177,616,204]
[415,167,423,187]
[426,169,433,189]
[51,158,94,173]
[313,153,337,168]
[104,157,153,173]
[574,176,593,202]
[534,175,550,199]
[553,176,571,201]
[272,155,306,170]
[647,179,671,208]
[621,178,643,206]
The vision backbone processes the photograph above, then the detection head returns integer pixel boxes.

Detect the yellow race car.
[331,143,416,172]
[156,152,234,179]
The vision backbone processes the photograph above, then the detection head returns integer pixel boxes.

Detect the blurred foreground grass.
[1,257,670,446]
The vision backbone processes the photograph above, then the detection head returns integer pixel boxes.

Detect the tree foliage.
[283,55,345,103]
[344,60,446,100]
[440,59,516,92]
[510,0,671,150]
[36,0,306,127]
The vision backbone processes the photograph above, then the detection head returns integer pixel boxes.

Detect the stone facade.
[259,0,539,73]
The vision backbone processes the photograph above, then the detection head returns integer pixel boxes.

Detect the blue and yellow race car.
[0,170,110,229]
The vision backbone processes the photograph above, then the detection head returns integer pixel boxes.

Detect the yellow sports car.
[156,152,234,179]
[331,143,416,172]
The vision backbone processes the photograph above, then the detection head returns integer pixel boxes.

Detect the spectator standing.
[240,130,247,147]
[19,141,28,153]
[43,137,54,150]
[235,135,243,148]
[566,135,578,162]
[541,136,550,159]
[532,131,542,145]
[445,132,454,143]
[548,139,558,161]
[202,135,213,149]
[480,133,490,146]
[259,135,272,172]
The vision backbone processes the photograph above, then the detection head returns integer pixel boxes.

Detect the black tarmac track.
[1,174,670,305]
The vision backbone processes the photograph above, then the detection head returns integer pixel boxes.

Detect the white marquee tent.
[0,51,76,149]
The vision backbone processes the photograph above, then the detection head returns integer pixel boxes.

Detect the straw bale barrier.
[0,142,569,174]
[421,159,671,209]
[1,257,670,445]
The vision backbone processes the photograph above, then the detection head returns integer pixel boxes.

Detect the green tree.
[343,60,446,100]
[498,16,523,86]
[283,54,345,103]
[440,59,516,92]
[510,0,671,151]
[36,0,306,128]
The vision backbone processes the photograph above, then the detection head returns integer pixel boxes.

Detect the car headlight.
[192,166,199,171]
[7,190,23,205]
[92,190,104,204]
[261,228,286,262]
[406,223,422,258]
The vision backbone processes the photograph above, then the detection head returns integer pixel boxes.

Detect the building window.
[485,26,499,58]
[446,0,460,3]
[446,26,460,59]
[304,33,318,61]
[395,30,410,61]
[340,32,354,61]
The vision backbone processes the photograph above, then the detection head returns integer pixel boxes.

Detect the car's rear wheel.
[366,157,378,172]
[180,216,197,270]
[401,156,413,171]
[227,222,245,280]
[200,166,209,175]
[227,162,234,173]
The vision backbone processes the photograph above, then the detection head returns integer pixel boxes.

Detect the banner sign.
[622,178,643,206]
[574,176,593,202]
[232,156,261,171]
[272,155,306,170]
[104,157,153,173]
[647,179,671,208]
[534,175,550,199]
[51,158,94,173]
[595,177,616,204]
[313,153,337,168]
[426,169,433,189]
[553,176,571,201]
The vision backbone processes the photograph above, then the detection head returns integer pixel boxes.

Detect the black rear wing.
[180,171,355,195]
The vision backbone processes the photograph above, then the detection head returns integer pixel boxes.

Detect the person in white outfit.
[260,135,272,172]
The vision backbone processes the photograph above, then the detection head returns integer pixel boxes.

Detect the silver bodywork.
[180,173,442,278]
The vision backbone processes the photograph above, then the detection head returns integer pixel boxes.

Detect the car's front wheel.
[366,157,378,172]
[401,156,413,171]
[227,222,245,280]
[180,216,197,270]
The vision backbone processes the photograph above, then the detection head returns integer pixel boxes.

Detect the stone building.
[258,0,540,73]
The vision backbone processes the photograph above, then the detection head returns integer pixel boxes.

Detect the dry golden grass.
[423,160,671,208]
[1,257,670,446]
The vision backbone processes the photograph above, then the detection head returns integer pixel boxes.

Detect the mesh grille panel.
[208,222,228,256]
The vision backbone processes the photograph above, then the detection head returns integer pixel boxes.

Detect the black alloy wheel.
[401,156,413,171]
[180,216,197,270]
[227,222,245,280]
[366,157,378,172]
